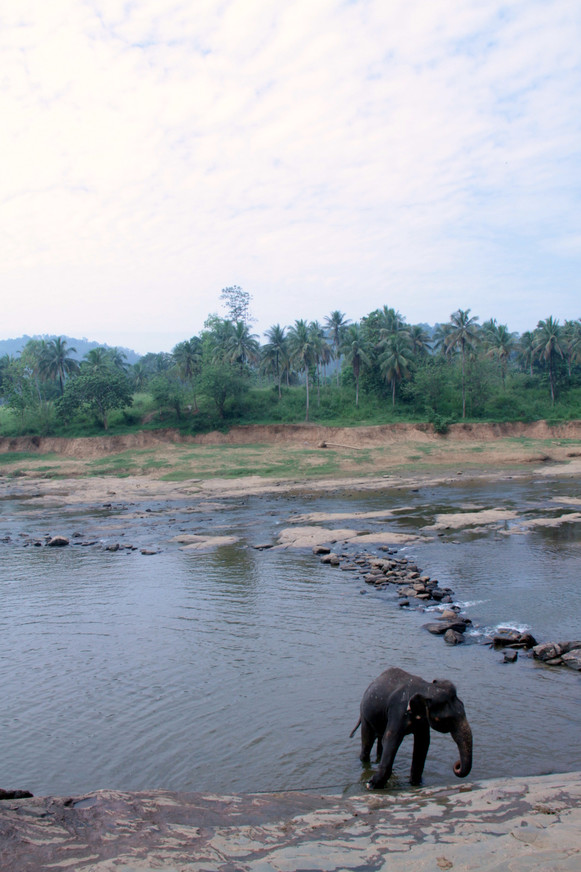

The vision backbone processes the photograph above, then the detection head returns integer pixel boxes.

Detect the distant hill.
[0,335,141,365]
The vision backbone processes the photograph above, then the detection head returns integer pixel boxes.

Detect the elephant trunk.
[451,717,473,778]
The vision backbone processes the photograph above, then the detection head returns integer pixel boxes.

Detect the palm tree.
[378,332,412,407]
[83,346,128,375]
[20,338,48,403]
[518,331,536,377]
[308,321,332,405]
[173,339,200,380]
[340,324,371,407]
[226,321,260,370]
[408,324,431,359]
[262,325,288,399]
[482,320,516,389]
[325,310,351,386]
[173,337,202,410]
[445,309,480,418]
[0,353,11,393]
[533,316,565,405]
[206,318,237,364]
[131,360,148,391]
[562,319,581,376]
[107,347,129,371]
[570,319,581,367]
[377,305,406,336]
[39,337,79,394]
[432,322,454,357]
[83,347,110,372]
[287,319,317,421]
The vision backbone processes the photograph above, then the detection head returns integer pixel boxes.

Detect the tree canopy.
[2,300,581,436]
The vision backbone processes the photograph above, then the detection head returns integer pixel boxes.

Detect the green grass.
[154,445,344,481]
[0,451,48,464]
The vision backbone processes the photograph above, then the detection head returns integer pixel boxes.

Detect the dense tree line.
[1,293,580,436]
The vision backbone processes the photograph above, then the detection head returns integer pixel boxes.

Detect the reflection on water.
[0,476,580,797]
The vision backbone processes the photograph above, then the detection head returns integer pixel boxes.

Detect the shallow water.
[0,475,579,797]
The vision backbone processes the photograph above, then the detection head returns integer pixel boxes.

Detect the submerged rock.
[424,620,468,636]
[47,536,69,547]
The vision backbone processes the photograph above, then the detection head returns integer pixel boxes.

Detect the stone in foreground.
[1,773,580,872]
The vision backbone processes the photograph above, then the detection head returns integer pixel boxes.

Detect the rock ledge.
[1,772,580,871]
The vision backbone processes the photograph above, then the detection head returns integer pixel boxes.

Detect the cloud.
[1,0,580,351]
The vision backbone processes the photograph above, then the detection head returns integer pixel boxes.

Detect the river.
[0,474,579,797]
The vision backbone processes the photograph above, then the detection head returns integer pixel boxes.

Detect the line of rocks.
[313,544,581,671]
[2,533,160,556]
[313,544,473,645]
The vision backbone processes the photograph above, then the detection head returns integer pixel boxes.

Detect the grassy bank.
[1,422,580,483]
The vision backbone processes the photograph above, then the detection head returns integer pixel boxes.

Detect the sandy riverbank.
[0,422,581,503]
[1,421,581,503]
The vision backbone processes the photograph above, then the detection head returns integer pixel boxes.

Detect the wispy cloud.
[1,0,580,351]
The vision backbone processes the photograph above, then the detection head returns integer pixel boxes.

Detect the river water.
[0,475,580,797]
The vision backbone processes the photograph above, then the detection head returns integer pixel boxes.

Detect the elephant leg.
[410,721,430,785]
[367,727,405,789]
[359,719,376,762]
[376,736,383,761]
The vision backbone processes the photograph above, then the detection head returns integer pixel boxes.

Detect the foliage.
[198,362,249,419]
[444,309,480,418]
[3,306,581,438]
[261,324,290,399]
[532,316,566,405]
[287,319,318,421]
[38,337,80,394]
[2,358,38,419]
[149,372,191,420]
[219,285,253,324]
[340,324,371,408]
[57,369,133,429]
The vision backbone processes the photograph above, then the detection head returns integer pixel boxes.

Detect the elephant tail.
[349,718,361,738]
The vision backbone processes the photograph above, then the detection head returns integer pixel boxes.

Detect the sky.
[2,0,580,355]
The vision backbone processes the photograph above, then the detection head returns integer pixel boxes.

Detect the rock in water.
[47,536,69,547]
[562,650,581,671]
[444,629,465,645]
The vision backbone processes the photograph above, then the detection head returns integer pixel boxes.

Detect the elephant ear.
[407,693,427,719]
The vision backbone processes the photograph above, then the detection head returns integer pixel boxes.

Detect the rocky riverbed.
[307,540,581,671]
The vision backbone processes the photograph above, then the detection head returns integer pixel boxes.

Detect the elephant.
[351,667,473,789]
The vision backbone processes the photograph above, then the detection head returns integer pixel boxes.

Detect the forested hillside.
[0,336,140,365]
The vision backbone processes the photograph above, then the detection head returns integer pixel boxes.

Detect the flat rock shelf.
[1,772,581,872]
